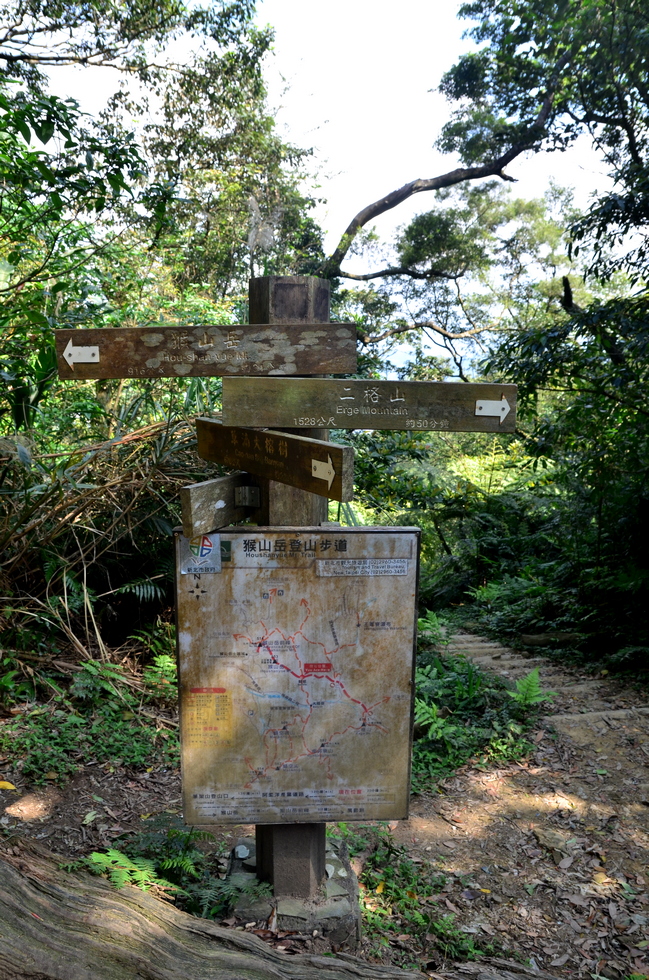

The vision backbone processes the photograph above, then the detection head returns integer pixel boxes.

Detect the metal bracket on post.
[233,485,260,508]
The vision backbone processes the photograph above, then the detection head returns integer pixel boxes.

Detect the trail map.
[176,527,419,824]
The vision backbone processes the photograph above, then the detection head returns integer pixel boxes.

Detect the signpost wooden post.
[54,276,352,903]
[244,275,337,900]
[55,273,519,924]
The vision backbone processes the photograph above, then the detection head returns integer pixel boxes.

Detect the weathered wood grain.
[221,378,517,433]
[0,841,422,980]
[249,276,330,324]
[248,276,333,526]
[196,418,354,502]
[54,323,357,380]
[180,472,262,537]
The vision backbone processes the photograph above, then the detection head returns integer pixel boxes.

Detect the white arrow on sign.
[312,455,336,490]
[475,395,511,424]
[63,338,100,369]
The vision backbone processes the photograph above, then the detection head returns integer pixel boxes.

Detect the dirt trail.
[393,634,649,977]
[2,635,649,975]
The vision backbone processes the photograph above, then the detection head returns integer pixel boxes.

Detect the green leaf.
[506,669,556,707]
[24,310,49,327]
[15,119,31,143]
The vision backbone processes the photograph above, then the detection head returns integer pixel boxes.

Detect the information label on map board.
[221,377,517,432]
[175,526,419,825]
[55,323,357,380]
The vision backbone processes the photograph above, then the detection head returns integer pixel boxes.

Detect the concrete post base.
[231,835,361,949]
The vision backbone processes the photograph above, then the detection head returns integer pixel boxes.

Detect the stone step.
[471,655,543,667]
[447,647,521,658]
[447,642,510,651]
[557,681,602,693]
[545,706,649,723]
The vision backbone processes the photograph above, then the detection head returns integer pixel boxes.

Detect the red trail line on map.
[236,598,390,785]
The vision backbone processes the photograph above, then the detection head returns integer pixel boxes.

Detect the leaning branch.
[339,266,462,282]
[360,320,491,345]
[322,51,571,279]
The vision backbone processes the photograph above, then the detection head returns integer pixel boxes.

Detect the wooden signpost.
[179,472,262,539]
[55,272,518,921]
[54,322,357,380]
[195,419,354,502]
[222,377,517,432]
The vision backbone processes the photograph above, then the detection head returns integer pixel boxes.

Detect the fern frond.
[159,853,202,878]
[87,849,184,895]
[414,698,439,727]
[115,577,166,603]
[507,668,556,707]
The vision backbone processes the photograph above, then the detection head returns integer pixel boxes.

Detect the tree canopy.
[0,0,324,428]
[325,0,649,293]
[3,0,649,681]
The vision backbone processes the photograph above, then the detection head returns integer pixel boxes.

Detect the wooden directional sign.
[54,323,357,380]
[180,472,262,538]
[221,378,518,433]
[196,418,354,502]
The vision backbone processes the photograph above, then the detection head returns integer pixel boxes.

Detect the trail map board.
[175,526,419,825]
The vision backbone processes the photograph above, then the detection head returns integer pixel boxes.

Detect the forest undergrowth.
[0,596,549,968]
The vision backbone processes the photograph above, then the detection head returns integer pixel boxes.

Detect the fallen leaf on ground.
[559,856,574,869]
[534,827,569,852]
[461,889,481,901]
[0,781,16,790]
[551,954,570,966]
[567,894,589,907]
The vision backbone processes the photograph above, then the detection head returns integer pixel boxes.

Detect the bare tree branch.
[322,50,572,279]
[360,319,491,345]
[339,266,463,282]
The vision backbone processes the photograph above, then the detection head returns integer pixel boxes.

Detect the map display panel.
[175,527,419,825]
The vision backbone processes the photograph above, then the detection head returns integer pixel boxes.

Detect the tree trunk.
[0,840,421,980]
